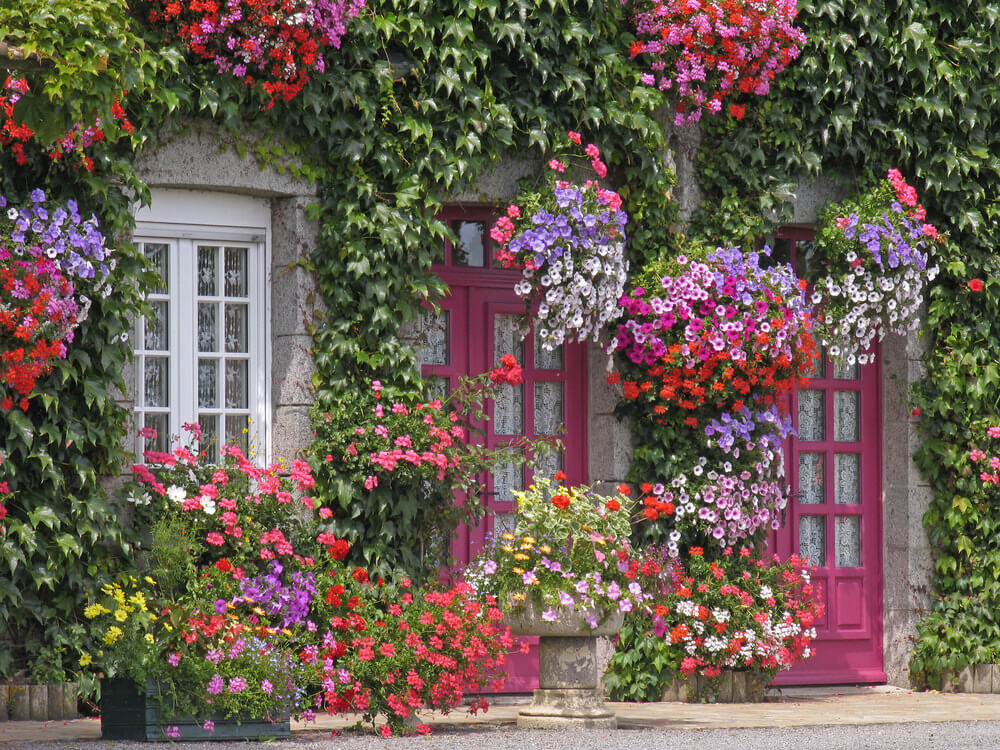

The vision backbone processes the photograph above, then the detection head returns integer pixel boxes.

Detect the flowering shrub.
[312,355,555,578]
[490,132,628,350]
[811,169,942,366]
[628,0,806,124]
[611,244,817,552]
[606,546,822,700]
[466,478,655,625]
[144,0,366,108]
[86,430,512,734]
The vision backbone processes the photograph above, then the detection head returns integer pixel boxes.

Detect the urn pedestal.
[505,603,623,729]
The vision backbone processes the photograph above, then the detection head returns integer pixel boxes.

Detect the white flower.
[167,485,186,504]
[201,497,217,515]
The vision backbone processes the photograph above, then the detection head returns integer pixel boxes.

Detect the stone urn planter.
[505,602,624,729]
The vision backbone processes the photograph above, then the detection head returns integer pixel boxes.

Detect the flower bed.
[84,431,512,736]
[605,547,822,701]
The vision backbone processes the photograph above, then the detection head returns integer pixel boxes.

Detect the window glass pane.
[224,246,248,297]
[797,390,825,441]
[414,308,449,366]
[198,246,218,296]
[198,303,218,352]
[226,414,250,456]
[225,359,249,409]
[144,242,169,294]
[144,357,168,407]
[764,237,790,268]
[143,413,169,453]
[493,512,516,539]
[198,414,219,457]
[798,453,825,504]
[534,328,563,369]
[795,239,818,280]
[799,515,826,567]
[452,221,485,266]
[198,359,218,408]
[535,450,564,483]
[534,381,564,435]
[835,453,860,505]
[426,376,449,400]
[810,349,825,379]
[146,301,168,351]
[835,516,861,567]
[224,303,248,353]
[834,390,860,441]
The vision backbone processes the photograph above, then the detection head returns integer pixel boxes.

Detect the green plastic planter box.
[100,678,291,741]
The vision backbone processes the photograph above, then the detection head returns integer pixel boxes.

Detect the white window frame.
[133,189,272,462]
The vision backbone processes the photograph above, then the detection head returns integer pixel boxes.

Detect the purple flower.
[228,677,247,693]
[202,720,215,734]
[207,675,224,695]
[541,609,558,622]
[214,599,227,614]
[483,560,498,574]
[261,679,273,695]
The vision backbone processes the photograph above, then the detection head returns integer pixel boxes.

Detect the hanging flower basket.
[811,168,942,366]
[627,0,806,124]
[490,133,628,351]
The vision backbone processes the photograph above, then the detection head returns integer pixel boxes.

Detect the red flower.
[617,483,631,496]
[605,499,621,511]
[554,470,567,483]
[552,494,571,510]
[328,538,351,561]
[729,104,745,120]
[352,567,369,583]
[969,279,984,292]
[215,558,232,573]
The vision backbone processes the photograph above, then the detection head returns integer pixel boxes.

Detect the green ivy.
[683,0,1000,682]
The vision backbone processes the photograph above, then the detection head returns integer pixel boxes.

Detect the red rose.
[969,279,984,292]
[552,494,571,510]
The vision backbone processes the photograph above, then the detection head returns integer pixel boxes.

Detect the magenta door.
[417,209,589,691]
[768,232,885,684]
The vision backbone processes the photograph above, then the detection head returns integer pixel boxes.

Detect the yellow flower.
[282,628,293,636]
[512,567,525,575]
[144,576,156,585]
[540,545,551,554]
[523,536,536,545]
[103,626,124,645]
[501,533,515,541]
[253,607,265,616]
[129,593,148,611]
[511,592,526,601]
[513,553,529,561]
[502,545,514,553]
[113,590,126,606]
[114,608,131,622]
[163,623,173,631]
[78,653,92,667]
[84,604,108,619]
[144,633,154,643]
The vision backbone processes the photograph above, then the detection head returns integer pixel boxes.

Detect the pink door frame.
[423,207,590,691]
[769,228,885,685]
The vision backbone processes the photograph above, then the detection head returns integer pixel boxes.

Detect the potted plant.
[466,477,655,728]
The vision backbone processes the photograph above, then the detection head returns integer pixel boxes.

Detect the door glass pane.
[534,329,563,369]
[494,383,523,435]
[795,239,819,280]
[144,242,169,293]
[146,301,168,351]
[226,414,250,455]
[452,221,486,266]
[225,360,249,409]
[798,453,825,504]
[799,516,826,567]
[426,376,449,400]
[536,450,564,483]
[810,348,825,379]
[144,357,168,407]
[198,303,218,352]
[835,453,860,505]
[494,313,525,363]
[534,381,564,435]
[414,308,450,366]
[492,460,523,506]
[798,390,825,441]
[198,246,218,296]
[834,390,860,441]
[493,512,516,538]
[224,304,248,353]
[224,246,248,297]
[198,359,218,408]
[835,516,861,567]
[833,358,859,380]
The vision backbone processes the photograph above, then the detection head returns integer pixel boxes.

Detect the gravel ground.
[11,722,1000,750]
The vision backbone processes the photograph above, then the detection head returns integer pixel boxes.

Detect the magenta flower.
[228,677,247,693]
